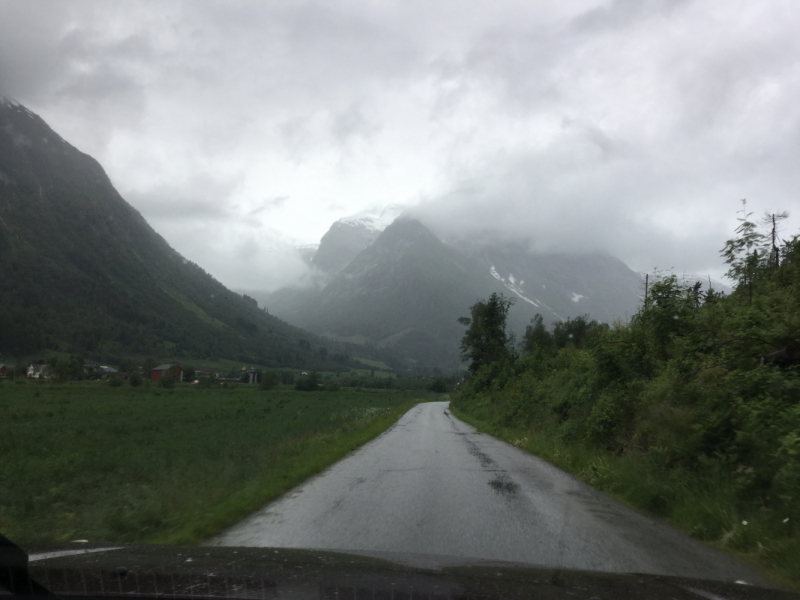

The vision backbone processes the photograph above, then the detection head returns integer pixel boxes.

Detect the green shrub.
[295,372,319,391]
[129,371,144,387]
[157,373,175,389]
[108,375,123,387]
[430,378,448,393]
[259,371,280,391]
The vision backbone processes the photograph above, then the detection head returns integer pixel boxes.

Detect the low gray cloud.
[0,0,798,288]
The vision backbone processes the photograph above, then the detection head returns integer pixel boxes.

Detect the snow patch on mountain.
[0,96,20,108]
[337,215,388,232]
[337,204,407,233]
[490,266,563,318]
[1,96,35,118]
[490,266,538,307]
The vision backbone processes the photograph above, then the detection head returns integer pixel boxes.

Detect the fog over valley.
[1,0,799,292]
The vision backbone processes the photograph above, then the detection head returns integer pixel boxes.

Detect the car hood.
[7,542,794,600]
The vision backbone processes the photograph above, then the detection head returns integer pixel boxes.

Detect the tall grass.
[0,381,419,546]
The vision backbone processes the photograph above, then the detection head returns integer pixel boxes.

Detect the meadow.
[0,380,420,546]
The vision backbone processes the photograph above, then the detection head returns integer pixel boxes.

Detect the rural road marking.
[28,548,124,563]
[212,401,764,584]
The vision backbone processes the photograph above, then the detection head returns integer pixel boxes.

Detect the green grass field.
[0,380,420,546]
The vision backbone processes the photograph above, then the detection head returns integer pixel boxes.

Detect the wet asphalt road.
[212,401,763,583]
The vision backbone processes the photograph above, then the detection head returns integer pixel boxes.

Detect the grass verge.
[1,381,420,546]
[450,401,800,591]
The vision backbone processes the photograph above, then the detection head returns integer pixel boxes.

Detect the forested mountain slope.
[0,97,330,367]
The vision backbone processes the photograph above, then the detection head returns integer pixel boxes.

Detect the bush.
[157,373,175,389]
[259,371,280,391]
[430,378,448,393]
[108,375,123,388]
[295,372,319,391]
[129,371,144,387]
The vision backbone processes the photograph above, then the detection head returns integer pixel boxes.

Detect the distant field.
[353,357,392,370]
[0,381,420,546]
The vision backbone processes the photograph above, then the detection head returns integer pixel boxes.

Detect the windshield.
[1,1,799,597]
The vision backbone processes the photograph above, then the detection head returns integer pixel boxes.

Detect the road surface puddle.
[489,473,520,497]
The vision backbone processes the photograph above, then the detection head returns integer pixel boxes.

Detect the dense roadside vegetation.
[0,382,420,546]
[453,207,800,588]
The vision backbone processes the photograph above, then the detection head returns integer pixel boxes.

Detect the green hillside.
[0,98,336,368]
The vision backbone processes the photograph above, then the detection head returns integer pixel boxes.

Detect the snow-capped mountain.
[309,206,407,275]
[455,239,644,327]
[310,216,383,274]
[265,216,644,370]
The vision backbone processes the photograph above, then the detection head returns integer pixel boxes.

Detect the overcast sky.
[1,0,799,290]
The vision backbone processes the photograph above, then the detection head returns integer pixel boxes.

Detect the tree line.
[455,204,800,581]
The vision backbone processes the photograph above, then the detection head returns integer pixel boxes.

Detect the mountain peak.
[311,215,384,274]
[336,214,389,232]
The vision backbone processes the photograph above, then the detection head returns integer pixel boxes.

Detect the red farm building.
[150,364,184,382]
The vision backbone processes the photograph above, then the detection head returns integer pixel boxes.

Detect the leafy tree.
[721,200,765,302]
[522,314,553,355]
[457,293,516,374]
[108,375,122,387]
[552,315,595,350]
[128,371,144,387]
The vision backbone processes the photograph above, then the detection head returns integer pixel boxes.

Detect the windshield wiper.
[0,533,60,599]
